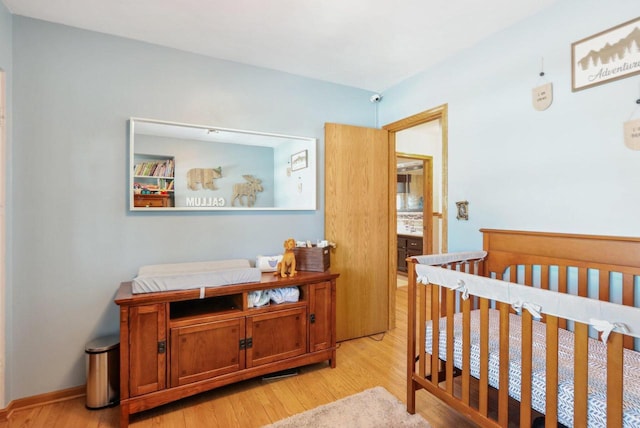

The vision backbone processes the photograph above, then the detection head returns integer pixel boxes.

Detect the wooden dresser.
[397,234,423,273]
[115,270,338,427]
[133,193,171,208]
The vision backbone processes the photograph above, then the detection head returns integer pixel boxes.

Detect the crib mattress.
[132,259,261,294]
[425,309,640,427]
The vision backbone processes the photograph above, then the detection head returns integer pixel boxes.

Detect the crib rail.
[407,251,640,428]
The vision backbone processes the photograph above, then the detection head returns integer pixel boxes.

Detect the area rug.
[263,386,431,427]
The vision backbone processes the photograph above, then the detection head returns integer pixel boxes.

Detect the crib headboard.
[481,229,640,323]
[482,229,640,272]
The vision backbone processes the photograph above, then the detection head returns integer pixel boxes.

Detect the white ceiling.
[3,0,558,92]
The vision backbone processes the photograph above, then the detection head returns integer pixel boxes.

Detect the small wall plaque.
[532,82,553,111]
[456,201,469,221]
[624,117,640,150]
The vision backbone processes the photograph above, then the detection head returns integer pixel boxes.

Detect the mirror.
[129,118,317,211]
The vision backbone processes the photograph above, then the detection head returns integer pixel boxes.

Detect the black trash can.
[85,334,120,409]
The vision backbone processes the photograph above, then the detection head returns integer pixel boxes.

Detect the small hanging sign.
[532,82,553,111]
[624,117,640,150]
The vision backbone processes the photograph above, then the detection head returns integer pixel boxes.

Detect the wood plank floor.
[3,287,477,428]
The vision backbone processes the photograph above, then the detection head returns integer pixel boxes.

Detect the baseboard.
[0,385,85,421]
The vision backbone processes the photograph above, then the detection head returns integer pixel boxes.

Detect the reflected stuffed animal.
[274,238,297,278]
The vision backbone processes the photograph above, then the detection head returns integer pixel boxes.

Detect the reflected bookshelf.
[133,154,175,207]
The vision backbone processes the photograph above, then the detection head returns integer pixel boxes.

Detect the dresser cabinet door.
[170,318,245,387]
[246,307,307,367]
[309,281,333,352]
[129,304,166,396]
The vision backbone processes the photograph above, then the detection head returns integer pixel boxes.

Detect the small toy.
[274,238,297,278]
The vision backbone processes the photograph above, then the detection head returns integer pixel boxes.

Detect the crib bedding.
[132,259,262,294]
[425,309,640,427]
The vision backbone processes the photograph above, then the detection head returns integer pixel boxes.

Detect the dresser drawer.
[407,238,422,251]
[134,194,170,207]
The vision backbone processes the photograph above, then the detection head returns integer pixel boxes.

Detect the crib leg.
[407,378,416,414]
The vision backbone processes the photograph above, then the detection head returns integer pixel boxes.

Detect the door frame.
[383,104,448,329]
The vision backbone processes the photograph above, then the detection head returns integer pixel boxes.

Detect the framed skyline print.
[291,150,308,171]
[572,17,640,92]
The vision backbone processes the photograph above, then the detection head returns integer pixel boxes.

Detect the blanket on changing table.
[132,259,261,294]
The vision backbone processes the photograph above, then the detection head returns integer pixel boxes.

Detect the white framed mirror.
[129,118,317,211]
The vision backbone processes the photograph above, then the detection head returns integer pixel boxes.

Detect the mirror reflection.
[129,118,317,211]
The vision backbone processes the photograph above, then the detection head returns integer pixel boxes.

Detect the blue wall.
[4,0,640,403]
[380,0,640,252]
[9,17,373,400]
[0,0,11,407]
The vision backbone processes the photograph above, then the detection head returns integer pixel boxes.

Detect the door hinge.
[310,313,316,324]
[158,340,166,354]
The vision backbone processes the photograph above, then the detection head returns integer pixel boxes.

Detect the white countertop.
[397,231,423,237]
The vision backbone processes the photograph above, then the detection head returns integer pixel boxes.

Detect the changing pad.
[132,259,262,294]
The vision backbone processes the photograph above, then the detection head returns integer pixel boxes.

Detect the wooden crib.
[406,229,640,428]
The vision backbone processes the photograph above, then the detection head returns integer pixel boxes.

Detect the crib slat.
[479,298,490,417]
[407,260,418,414]
[461,298,471,406]
[607,332,624,428]
[558,265,567,294]
[520,311,533,427]
[472,261,481,310]
[623,273,633,306]
[418,283,427,379]
[599,270,610,302]
[498,303,509,427]
[525,264,532,285]
[578,267,588,297]
[430,284,440,388]
[574,322,589,427]
[623,273,634,349]
[558,267,568,330]
[540,265,549,290]
[440,280,447,319]
[445,288,455,394]
[545,316,559,426]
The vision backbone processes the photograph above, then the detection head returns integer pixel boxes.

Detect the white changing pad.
[132,259,262,294]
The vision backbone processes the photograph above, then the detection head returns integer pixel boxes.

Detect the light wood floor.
[3,287,477,428]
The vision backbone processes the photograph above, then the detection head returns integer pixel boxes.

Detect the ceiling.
[3,0,558,92]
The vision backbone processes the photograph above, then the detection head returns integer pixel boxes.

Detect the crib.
[406,229,640,428]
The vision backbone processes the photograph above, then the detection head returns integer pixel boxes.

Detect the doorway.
[384,105,448,328]
[396,155,433,287]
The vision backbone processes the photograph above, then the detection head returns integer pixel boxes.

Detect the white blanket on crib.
[425,309,640,428]
[415,263,640,341]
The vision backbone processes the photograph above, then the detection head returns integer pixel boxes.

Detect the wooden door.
[325,123,390,341]
[169,318,245,387]
[129,304,166,396]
